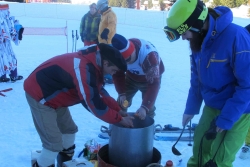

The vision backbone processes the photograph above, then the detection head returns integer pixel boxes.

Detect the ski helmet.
[164,0,208,42]
[96,0,108,11]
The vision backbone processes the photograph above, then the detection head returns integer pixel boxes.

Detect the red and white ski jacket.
[24,47,122,124]
[113,38,165,111]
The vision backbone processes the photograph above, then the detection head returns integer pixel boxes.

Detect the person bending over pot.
[24,43,134,167]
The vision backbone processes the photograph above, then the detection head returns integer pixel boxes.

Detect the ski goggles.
[163,26,181,42]
[164,1,206,42]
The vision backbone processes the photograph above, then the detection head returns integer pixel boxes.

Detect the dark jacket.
[80,11,101,42]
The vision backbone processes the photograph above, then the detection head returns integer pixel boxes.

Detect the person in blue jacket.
[165,0,250,166]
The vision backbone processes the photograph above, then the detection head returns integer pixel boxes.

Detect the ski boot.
[10,75,23,82]
[57,145,75,167]
[31,150,55,167]
[239,145,250,160]
[0,75,10,82]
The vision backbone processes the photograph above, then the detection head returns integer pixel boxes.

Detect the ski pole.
[75,30,79,52]
[72,30,75,52]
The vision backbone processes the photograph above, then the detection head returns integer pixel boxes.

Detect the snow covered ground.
[0,2,250,167]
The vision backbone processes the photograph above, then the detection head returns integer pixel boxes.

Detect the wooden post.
[136,0,140,9]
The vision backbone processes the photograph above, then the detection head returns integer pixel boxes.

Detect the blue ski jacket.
[184,6,250,130]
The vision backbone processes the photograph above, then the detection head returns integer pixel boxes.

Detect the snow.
[0,2,250,167]
[231,5,250,18]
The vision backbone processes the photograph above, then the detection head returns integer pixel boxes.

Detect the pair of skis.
[98,123,197,142]
[154,124,196,141]
[98,132,193,142]
[72,30,79,52]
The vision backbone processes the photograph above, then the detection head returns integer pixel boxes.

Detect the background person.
[165,0,250,166]
[96,0,117,84]
[96,0,116,45]
[80,3,101,46]
[24,44,134,167]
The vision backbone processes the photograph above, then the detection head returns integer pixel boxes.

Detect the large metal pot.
[101,112,155,167]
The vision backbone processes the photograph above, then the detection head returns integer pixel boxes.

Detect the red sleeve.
[112,70,126,94]
[141,52,162,111]
[101,96,121,111]
[77,62,122,124]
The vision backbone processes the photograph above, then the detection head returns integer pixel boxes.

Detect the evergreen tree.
[236,0,248,6]
[141,0,146,5]
[148,0,153,8]
[122,0,129,7]
[109,0,115,6]
[220,0,236,8]
[128,0,136,8]
[159,0,166,11]
[113,0,122,7]
[211,0,221,7]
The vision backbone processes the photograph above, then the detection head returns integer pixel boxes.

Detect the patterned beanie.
[111,34,135,60]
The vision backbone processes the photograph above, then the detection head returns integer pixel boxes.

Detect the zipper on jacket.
[206,59,227,68]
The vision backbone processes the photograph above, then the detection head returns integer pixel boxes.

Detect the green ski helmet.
[164,0,208,42]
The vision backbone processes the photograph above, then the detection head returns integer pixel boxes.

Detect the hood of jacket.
[202,6,233,48]
[78,45,102,74]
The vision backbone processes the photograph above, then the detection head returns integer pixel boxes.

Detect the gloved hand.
[135,107,147,120]
[101,28,109,40]
[182,114,194,126]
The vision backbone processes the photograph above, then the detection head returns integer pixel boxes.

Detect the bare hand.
[182,114,194,126]
[120,116,134,128]
[135,107,147,120]
[119,110,128,117]
[216,127,224,133]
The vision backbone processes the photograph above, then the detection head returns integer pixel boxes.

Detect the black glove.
[205,118,217,140]
[94,39,99,44]
[101,28,109,40]
[18,27,24,40]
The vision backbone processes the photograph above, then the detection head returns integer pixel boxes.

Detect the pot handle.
[100,125,111,136]
[154,124,163,134]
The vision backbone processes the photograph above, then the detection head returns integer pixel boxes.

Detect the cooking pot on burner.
[100,112,155,167]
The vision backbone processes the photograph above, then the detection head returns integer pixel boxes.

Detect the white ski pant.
[25,93,78,152]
